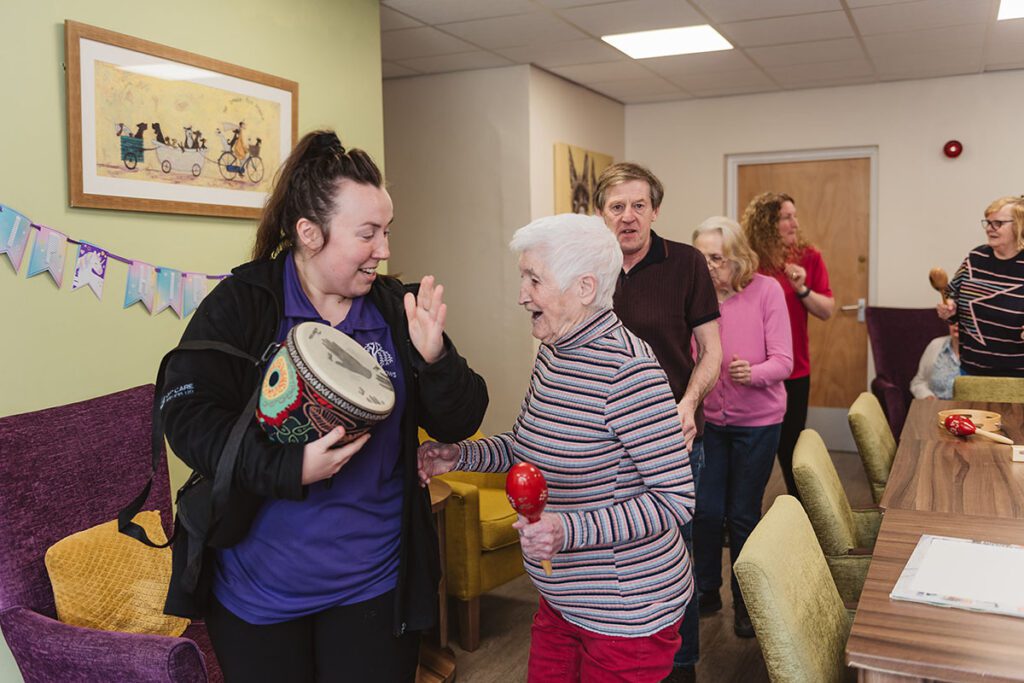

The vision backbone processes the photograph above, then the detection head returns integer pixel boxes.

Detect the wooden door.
[737,158,870,409]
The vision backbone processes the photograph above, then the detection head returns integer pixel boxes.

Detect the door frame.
[725,147,879,451]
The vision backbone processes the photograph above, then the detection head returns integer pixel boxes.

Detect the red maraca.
[506,462,553,576]
[943,414,1013,444]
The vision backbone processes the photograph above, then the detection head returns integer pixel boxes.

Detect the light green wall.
[0,1,383,680]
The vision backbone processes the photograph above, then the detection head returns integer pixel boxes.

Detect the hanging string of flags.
[0,203,229,318]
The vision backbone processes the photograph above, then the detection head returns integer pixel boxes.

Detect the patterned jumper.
[456,309,694,637]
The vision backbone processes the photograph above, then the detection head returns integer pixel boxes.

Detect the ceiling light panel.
[603,25,733,59]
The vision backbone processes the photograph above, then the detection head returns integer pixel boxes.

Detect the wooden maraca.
[506,462,553,576]
[928,267,949,306]
[943,414,1014,445]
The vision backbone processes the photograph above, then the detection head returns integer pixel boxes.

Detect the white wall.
[528,68,625,219]
[384,66,534,436]
[625,70,1024,307]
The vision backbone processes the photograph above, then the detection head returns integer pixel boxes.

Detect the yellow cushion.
[44,511,189,636]
[478,488,519,551]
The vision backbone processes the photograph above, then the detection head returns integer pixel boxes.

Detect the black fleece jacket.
[160,253,488,634]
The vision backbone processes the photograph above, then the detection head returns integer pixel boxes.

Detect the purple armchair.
[865,307,949,438]
[0,385,222,683]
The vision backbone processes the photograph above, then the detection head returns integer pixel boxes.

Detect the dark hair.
[252,130,384,261]
[594,162,665,212]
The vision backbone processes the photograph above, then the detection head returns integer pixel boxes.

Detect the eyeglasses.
[704,253,726,267]
[982,219,1014,230]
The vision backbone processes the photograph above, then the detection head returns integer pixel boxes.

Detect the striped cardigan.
[456,309,694,637]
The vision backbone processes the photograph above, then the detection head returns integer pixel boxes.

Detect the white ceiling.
[380,0,1024,103]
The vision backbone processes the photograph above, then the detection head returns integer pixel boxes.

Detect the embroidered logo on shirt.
[364,341,397,377]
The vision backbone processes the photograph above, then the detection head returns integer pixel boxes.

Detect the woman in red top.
[742,192,835,498]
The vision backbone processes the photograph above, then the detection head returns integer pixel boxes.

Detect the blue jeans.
[673,439,704,668]
[693,422,781,605]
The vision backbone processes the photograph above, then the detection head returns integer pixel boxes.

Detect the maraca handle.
[541,559,552,576]
[973,428,1014,445]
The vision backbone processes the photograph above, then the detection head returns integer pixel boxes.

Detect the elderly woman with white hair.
[419,213,695,682]
[689,217,792,639]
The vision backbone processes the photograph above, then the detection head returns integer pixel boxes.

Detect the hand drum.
[506,462,553,575]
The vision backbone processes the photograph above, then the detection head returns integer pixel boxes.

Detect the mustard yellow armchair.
[953,375,1024,402]
[438,471,524,651]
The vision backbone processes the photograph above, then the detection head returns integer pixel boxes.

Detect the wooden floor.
[447,450,874,682]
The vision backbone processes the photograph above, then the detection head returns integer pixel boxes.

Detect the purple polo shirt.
[212,255,407,624]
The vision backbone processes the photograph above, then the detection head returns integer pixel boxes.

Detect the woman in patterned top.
[937,196,1024,377]
[418,213,695,683]
[910,324,961,399]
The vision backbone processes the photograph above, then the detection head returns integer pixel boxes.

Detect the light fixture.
[602,25,732,60]
[998,0,1024,20]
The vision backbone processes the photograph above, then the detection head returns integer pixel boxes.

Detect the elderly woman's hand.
[417,440,459,487]
[513,512,564,562]
[404,275,447,364]
[728,355,752,385]
[936,301,956,321]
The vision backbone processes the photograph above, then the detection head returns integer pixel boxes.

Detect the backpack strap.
[118,339,276,548]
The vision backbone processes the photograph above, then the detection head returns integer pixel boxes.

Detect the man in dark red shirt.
[596,162,722,682]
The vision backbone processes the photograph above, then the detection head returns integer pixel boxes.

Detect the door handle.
[839,298,866,323]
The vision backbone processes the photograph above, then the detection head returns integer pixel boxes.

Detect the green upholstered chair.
[953,376,1024,403]
[734,495,853,683]
[792,429,881,603]
[847,392,897,504]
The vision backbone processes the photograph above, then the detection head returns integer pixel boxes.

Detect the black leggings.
[205,590,419,683]
[777,376,810,499]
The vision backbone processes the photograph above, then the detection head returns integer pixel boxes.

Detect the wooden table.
[880,399,1024,517]
[846,509,1024,682]
[417,479,456,683]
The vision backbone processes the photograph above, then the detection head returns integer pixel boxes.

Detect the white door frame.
[725,147,879,452]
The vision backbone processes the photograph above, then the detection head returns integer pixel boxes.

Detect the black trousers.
[205,589,420,683]
[777,376,810,499]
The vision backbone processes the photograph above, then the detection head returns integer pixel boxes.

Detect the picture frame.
[553,143,614,215]
[65,20,298,219]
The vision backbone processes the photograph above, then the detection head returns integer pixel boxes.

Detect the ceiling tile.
[558,0,705,36]
[382,61,421,78]
[765,58,875,86]
[394,51,515,74]
[689,82,779,97]
[534,0,634,8]
[862,24,985,59]
[665,67,775,91]
[440,12,587,49]
[380,7,422,31]
[721,11,854,47]
[628,91,695,103]
[642,50,756,79]
[587,76,684,100]
[495,38,626,67]
[845,0,924,6]
[381,27,478,61]
[691,0,844,24]
[550,60,656,83]
[851,0,991,35]
[985,19,1024,66]
[746,37,864,67]
[381,0,534,25]
[875,47,982,79]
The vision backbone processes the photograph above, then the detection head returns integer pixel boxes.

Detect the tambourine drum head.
[256,322,395,443]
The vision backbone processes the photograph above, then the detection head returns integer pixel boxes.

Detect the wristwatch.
[797,287,812,299]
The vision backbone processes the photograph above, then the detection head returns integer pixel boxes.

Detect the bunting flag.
[27,226,69,287]
[155,267,183,316]
[0,205,33,273]
[72,242,108,300]
[181,272,208,318]
[124,260,157,313]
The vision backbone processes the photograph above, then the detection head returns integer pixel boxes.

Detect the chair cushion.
[478,489,519,551]
[44,511,189,636]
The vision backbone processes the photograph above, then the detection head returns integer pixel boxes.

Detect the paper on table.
[892,535,1024,617]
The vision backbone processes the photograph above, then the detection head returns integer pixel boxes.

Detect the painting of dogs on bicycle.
[553,143,613,216]
[67,21,297,218]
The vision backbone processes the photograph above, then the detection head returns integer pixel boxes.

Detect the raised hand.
[936,301,956,321]
[404,275,447,364]
[301,427,371,484]
[417,440,459,486]
[784,262,807,292]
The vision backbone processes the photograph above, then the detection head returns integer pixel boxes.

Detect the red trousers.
[526,597,681,683]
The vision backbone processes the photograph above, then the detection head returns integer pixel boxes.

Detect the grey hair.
[509,213,623,309]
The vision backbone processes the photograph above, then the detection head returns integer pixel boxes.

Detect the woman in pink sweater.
[690,217,793,638]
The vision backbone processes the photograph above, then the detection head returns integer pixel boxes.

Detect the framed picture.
[65,20,298,219]
[553,143,614,215]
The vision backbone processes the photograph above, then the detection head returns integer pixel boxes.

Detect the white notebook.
[890,534,1024,618]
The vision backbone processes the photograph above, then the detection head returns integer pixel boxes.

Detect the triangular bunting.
[26,226,68,288]
[0,205,33,273]
[124,260,157,313]
[72,242,108,300]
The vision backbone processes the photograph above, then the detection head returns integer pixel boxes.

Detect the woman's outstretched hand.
[404,275,447,364]
[417,440,459,486]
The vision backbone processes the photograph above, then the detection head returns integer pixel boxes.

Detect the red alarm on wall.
[943,140,963,158]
